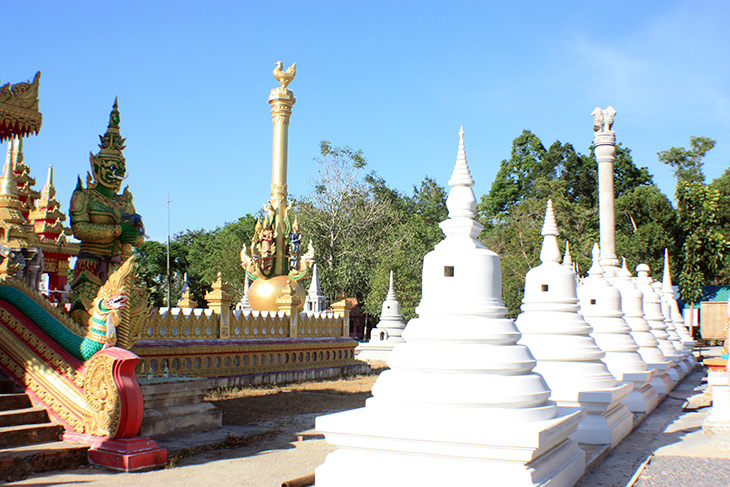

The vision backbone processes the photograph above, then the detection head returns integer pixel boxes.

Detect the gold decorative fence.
[131,307,362,379]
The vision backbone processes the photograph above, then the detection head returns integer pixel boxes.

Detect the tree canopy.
[133,132,729,326]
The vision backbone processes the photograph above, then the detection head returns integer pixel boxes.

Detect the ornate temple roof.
[0,73,42,142]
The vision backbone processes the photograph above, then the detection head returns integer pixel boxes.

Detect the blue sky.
[5,1,730,242]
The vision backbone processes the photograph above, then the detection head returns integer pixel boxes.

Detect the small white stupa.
[635,264,681,385]
[516,200,633,447]
[316,128,586,487]
[235,276,252,311]
[577,244,659,414]
[651,278,687,369]
[356,271,406,362]
[614,260,674,397]
[304,263,327,313]
[660,250,696,367]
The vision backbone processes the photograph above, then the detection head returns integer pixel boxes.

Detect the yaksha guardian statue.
[68,99,145,323]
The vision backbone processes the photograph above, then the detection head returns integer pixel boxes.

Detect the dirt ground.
[206,369,380,426]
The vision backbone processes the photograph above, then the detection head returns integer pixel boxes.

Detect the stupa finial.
[444,127,478,222]
[0,160,19,197]
[448,126,475,189]
[308,263,323,296]
[4,136,19,168]
[539,199,562,263]
[45,165,53,188]
[619,257,632,278]
[386,270,396,301]
[588,242,605,277]
[562,241,573,267]
[662,248,673,293]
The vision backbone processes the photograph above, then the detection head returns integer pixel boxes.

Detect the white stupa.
[315,128,586,487]
[659,250,696,368]
[652,278,686,366]
[235,276,252,311]
[355,271,406,362]
[516,200,633,447]
[577,244,659,414]
[634,264,681,385]
[304,263,327,313]
[613,260,674,397]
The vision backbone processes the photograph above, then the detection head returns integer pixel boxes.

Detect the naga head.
[102,293,129,311]
[89,98,127,194]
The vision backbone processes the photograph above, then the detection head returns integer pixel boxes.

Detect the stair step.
[0,423,64,449]
[0,407,49,427]
[0,379,19,394]
[0,441,89,481]
[0,393,32,411]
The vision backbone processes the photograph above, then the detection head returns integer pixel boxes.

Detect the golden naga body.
[69,100,145,324]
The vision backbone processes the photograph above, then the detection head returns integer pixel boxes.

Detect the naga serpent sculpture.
[0,256,147,361]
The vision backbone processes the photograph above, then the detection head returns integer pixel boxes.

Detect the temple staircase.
[0,371,88,481]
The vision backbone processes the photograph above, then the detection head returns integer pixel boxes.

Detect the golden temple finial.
[273,61,296,91]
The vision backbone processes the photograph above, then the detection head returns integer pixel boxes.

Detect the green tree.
[479,130,661,315]
[133,239,187,307]
[295,142,394,311]
[659,137,728,316]
[173,215,257,305]
[658,136,716,188]
[676,182,729,306]
[614,185,679,276]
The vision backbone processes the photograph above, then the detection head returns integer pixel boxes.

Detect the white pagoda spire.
[304,263,327,313]
[355,270,406,362]
[635,263,682,384]
[316,128,586,487]
[614,258,674,397]
[562,241,573,268]
[517,200,633,447]
[660,249,696,363]
[577,243,659,414]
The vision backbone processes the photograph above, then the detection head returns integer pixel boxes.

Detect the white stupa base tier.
[666,366,681,384]
[355,338,405,363]
[675,359,690,378]
[569,402,633,447]
[682,355,696,373]
[623,382,659,414]
[646,362,675,397]
[558,382,633,447]
[316,406,586,487]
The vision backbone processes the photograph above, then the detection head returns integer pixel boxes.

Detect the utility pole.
[166,194,173,309]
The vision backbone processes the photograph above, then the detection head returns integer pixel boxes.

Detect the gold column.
[205,272,233,339]
[268,87,296,276]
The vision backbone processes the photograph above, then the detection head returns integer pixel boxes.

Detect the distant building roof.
[0,72,42,141]
[677,286,730,308]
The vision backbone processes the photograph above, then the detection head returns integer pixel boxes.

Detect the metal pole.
[166,194,173,308]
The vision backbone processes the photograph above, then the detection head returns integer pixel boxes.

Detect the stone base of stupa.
[661,357,681,384]
[646,362,675,397]
[572,384,633,447]
[316,406,585,487]
[620,371,659,414]
[355,338,404,363]
[674,357,690,378]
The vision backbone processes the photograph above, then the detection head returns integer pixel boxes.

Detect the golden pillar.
[268,82,295,276]
[246,62,308,312]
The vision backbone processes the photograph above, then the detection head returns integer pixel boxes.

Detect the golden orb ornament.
[248,275,305,312]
